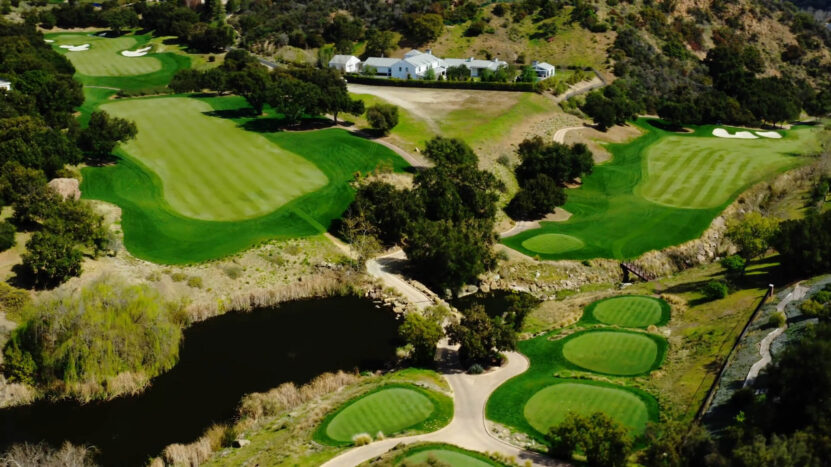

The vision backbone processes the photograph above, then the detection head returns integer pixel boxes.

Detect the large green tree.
[78,111,138,160]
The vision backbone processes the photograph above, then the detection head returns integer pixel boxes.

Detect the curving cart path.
[321,344,563,467]
[744,284,808,387]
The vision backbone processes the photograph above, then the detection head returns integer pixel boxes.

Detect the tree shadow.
[646,119,691,133]
[241,117,335,133]
[202,108,259,120]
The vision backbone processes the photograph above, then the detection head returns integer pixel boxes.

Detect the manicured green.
[521,233,585,255]
[561,330,663,376]
[400,446,502,467]
[314,384,453,446]
[524,382,650,436]
[486,331,660,443]
[48,33,162,76]
[46,31,189,91]
[99,97,327,221]
[583,295,671,328]
[80,95,409,263]
[503,119,818,260]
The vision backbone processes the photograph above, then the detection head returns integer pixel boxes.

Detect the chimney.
[532,60,539,66]
[467,57,473,62]
[426,48,432,55]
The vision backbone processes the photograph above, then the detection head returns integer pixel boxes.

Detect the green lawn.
[99,97,327,221]
[583,295,671,328]
[399,444,505,467]
[314,384,452,446]
[561,330,665,376]
[503,119,819,260]
[80,95,409,263]
[46,31,189,91]
[524,382,650,436]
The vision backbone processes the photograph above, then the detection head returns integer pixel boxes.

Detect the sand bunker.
[44,39,54,43]
[121,46,152,57]
[755,131,783,139]
[60,44,90,52]
[713,128,758,139]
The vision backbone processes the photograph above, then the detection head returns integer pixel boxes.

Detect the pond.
[0,296,400,465]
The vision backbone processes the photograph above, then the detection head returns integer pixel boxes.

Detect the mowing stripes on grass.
[524,382,650,436]
[315,384,453,445]
[502,119,818,260]
[48,34,161,77]
[99,97,327,221]
[561,330,662,376]
[521,233,585,255]
[325,388,434,442]
[586,295,670,328]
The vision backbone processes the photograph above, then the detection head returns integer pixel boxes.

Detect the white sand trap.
[68,44,90,52]
[755,131,783,139]
[713,128,758,139]
[59,45,73,49]
[121,46,152,57]
[44,39,54,43]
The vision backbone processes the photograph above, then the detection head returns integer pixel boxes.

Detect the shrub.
[0,221,15,252]
[187,276,204,289]
[223,265,243,279]
[352,433,372,446]
[2,279,183,398]
[800,299,825,317]
[769,311,786,328]
[720,255,747,275]
[0,282,31,321]
[375,431,385,440]
[467,363,484,374]
[814,290,831,305]
[701,280,729,301]
[170,272,187,282]
[366,103,399,134]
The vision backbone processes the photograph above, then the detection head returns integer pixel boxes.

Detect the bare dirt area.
[562,124,644,163]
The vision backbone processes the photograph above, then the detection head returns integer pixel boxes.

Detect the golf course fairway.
[503,119,818,260]
[80,95,409,263]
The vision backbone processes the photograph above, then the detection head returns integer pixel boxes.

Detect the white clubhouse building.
[330,49,554,81]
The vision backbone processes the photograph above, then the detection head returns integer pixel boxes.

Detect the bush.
[0,221,15,252]
[467,363,484,374]
[20,232,83,289]
[800,299,825,317]
[721,255,747,275]
[366,104,399,134]
[814,290,831,305]
[170,272,187,282]
[2,279,183,397]
[769,311,787,328]
[187,276,204,289]
[0,282,31,321]
[352,433,372,446]
[702,280,729,301]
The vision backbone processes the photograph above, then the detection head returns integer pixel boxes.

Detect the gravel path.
[321,344,563,467]
[365,249,434,310]
[744,284,808,387]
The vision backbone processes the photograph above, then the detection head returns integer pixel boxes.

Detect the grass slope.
[523,382,650,436]
[81,95,409,263]
[99,97,327,221]
[314,384,452,446]
[561,330,665,376]
[582,295,671,328]
[503,119,818,260]
[46,31,190,91]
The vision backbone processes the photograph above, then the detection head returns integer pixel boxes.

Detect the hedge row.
[344,74,541,92]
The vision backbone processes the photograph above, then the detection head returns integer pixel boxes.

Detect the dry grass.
[238,371,360,422]
[0,442,96,467]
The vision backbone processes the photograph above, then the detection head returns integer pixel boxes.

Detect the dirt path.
[552,76,604,104]
[365,249,434,310]
[348,84,443,134]
[321,344,562,467]
[552,126,585,144]
[345,128,431,168]
[744,283,808,387]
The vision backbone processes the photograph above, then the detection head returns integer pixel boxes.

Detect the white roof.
[0,79,10,84]
[404,49,424,58]
[364,57,400,67]
[404,54,442,67]
[533,62,556,71]
[444,58,506,70]
[329,55,359,65]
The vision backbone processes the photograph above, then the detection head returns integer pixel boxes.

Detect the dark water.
[0,296,400,465]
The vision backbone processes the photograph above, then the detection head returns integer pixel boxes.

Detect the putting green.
[324,387,435,442]
[562,330,661,375]
[401,449,497,467]
[80,95,409,263]
[502,119,818,260]
[523,382,650,436]
[521,233,585,255]
[48,34,162,77]
[587,295,669,328]
[99,97,327,221]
